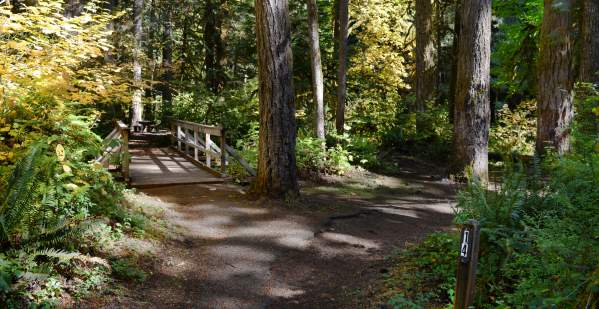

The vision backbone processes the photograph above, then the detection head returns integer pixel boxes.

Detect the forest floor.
[94,157,458,308]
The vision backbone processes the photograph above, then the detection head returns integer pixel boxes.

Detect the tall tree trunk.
[579,0,599,83]
[180,4,192,81]
[335,0,349,134]
[204,0,227,93]
[448,0,460,125]
[254,0,298,198]
[307,0,325,140]
[536,0,575,155]
[131,0,144,128]
[415,0,436,131]
[453,0,491,182]
[162,1,173,119]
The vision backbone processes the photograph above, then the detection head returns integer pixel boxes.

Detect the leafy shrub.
[489,100,537,157]
[453,88,599,307]
[110,259,147,283]
[296,136,352,175]
[382,104,453,161]
[383,232,459,307]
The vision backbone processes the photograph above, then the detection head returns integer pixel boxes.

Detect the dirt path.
[109,164,457,308]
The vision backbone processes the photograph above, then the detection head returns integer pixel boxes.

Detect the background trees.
[535,0,575,155]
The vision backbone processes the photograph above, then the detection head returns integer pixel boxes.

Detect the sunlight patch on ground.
[229,219,314,250]
[170,214,230,239]
[320,232,379,249]
[267,286,305,298]
[206,245,275,281]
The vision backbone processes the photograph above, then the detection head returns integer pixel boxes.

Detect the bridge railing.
[170,119,256,177]
[171,119,227,175]
[97,120,130,181]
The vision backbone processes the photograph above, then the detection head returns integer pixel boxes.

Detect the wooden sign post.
[454,220,480,309]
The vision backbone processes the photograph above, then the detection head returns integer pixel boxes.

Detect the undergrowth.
[382,85,599,307]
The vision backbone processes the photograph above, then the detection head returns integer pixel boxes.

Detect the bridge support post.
[205,133,211,168]
[194,129,199,160]
[177,125,182,151]
[220,126,226,175]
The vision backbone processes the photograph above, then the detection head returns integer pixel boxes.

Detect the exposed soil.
[98,159,458,308]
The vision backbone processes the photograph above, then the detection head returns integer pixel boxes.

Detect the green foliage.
[383,232,458,307]
[489,100,537,157]
[382,103,453,161]
[171,80,259,143]
[110,258,147,283]
[453,90,599,307]
[492,0,543,97]
[296,136,352,175]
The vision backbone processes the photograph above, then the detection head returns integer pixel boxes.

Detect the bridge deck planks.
[129,147,224,188]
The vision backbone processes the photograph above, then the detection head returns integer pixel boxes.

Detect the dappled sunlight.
[320,232,379,250]
[229,219,314,250]
[206,245,275,281]
[266,285,305,298]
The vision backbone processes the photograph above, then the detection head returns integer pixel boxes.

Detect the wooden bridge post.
[116,121,130,182]
[219,126,226,175]
[205,133,212,168]
[194,129,199,161]
[177,125,182,151]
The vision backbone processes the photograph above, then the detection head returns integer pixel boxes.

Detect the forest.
[0,0,597,307]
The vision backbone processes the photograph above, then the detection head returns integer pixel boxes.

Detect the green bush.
[110,258,147,283]
[454,87,599,307]
[384,232,459,307]
[489,100,536,157]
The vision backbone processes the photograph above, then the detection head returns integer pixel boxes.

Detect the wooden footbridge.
[97,120,255,188]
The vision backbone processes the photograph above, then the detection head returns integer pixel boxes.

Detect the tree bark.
[415,0,436,130]
[254,0,299,198]
[307,0,325,140]
[335,0,349,134]
[453,0,491,182]
[536,0,575,155]
[162,1,173,118]
[131,0,144,128]
[448,0,460,125]
[579,0,599,83]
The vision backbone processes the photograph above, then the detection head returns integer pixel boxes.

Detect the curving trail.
[108,164,457,308]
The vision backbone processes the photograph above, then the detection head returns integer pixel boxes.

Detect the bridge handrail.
[97,120,129,181]
[170,119,256,177]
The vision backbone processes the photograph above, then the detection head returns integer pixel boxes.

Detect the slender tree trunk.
[307,0,325,140]
[536,0,575,155]
[162,1,173,119]
[579,0,599,83]
[131,0,144,128]
[254,0,299,198]
[204,0,227,93]
[180,6,191,81]
[453,0,491,182]
[335,0,349,134]
[415,0,436,131]
[448,0,460,125]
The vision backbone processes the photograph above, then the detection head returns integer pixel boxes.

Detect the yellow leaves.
[349,0,413,90]
[0,151,14,162]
